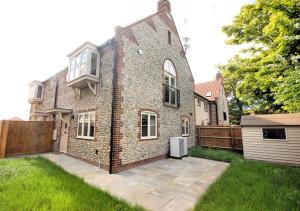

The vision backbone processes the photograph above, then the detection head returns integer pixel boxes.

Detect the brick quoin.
[110,29,125,173]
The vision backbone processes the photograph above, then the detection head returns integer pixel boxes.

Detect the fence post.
[0,121,9,158]
[230,125,234,150]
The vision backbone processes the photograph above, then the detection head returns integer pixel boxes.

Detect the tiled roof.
[194,80,222,101]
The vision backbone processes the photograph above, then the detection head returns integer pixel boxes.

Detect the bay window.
[141,111,157,139]
[77,112,95,139]
[28,81,43,103]
[66,42,100,88]
[181,117,190,136]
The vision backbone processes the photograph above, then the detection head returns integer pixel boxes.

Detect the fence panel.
[196,125,243,151]
[1,121,54,157]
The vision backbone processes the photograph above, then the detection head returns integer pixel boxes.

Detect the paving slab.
[40,153,229,211]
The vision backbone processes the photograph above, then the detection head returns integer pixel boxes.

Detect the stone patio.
[40,153,229,211]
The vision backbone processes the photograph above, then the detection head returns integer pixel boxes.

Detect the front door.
[59,114,70,153]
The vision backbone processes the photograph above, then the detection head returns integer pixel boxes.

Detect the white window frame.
[29,82,43,100]
[77,111,95,140]
[68,50,99,82]
[204,102,209,112]
[141,111,157,140]
[163,59,177,106]
[182,117,190,136]
[261,127,287,141]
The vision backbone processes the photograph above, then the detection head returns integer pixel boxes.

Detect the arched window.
[164,59,176,76]
[163,59,179,107]
[181,117,190,136]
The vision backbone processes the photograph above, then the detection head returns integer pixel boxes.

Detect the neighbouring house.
[8,116,23,121]
[241,114,300,166]
[194,72,229,125]
[28,0,195,173]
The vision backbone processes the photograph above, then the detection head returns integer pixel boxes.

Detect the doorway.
[59,114,70,153]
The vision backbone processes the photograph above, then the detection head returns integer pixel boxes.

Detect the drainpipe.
[53,77,60,152]
[109,39,117,174]
[54,78,59,109]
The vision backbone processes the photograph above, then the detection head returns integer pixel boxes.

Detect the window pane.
[171,89,176,104]
[89,113,95,137]
[164,85,169,103]
[80,52,87,73]
[78,115,83,136]
[150,115,156,126]
[37,86,42,98]
[81,52,87,64]
[263,128,286,139]
[164,75,169,85]
[142,126,148,137]
[182,120,185,134]
[150,126,156,136]
[91,53,97,76]
[69,59,75,80]
[186,121,189,134]
[83,114,89,136]
[142,114,148,126]
[75,56,81,77]
[170,77,175,87]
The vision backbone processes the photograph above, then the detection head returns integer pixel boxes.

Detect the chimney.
[157,0,171,12]
[216,71,223,82]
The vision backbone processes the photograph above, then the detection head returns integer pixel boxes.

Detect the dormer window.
[28,81,43,103]
[67,42,100,88]
[206,91,212,97]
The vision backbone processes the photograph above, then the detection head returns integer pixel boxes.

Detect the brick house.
[194,72,229,125]
[28,0,195,173]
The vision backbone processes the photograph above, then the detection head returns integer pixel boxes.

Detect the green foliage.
[220,0,300,120]
[189,147,300,211]
[0,157,144,211]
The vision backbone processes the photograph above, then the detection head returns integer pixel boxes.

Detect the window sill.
[140,137,158,141]
[163,102,179,109]
[262,138,287,142]
[76,136,95,141]
[182,134,190,137]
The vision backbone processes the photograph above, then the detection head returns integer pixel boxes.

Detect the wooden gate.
[196,125,243,151]
[0,120,54,158]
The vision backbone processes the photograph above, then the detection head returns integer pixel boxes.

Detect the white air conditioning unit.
[170,137,185,158]
[181,137,188,156]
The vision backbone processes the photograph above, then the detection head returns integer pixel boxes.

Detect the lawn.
[189,146,300,211]
[0,157,143,211]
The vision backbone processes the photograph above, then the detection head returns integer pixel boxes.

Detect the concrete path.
[40,153,229,211]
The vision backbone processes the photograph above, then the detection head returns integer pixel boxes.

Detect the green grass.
[0,157,143,211]
[188,146,243,162]
[189,146,300,211]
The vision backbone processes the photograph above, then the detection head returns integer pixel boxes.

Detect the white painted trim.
[141,111,157,139]
[77,111,95,139]
[261,127,288,142]
[181,117,190,136]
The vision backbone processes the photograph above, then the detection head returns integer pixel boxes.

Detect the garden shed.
[241,114,300,166]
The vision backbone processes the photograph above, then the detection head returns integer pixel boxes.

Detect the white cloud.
[0,0,253,120]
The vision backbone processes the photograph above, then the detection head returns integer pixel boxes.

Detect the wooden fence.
[196,125,243,151]
[0,120,54,158]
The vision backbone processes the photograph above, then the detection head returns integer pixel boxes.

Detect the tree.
[220,0,300,123]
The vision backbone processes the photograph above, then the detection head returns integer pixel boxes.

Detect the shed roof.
[241,114,300,126]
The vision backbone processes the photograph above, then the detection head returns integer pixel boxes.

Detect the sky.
[0,0,254,120]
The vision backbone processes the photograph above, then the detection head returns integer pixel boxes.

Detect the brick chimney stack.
[216,71,223,84]
[158,0,171,12]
